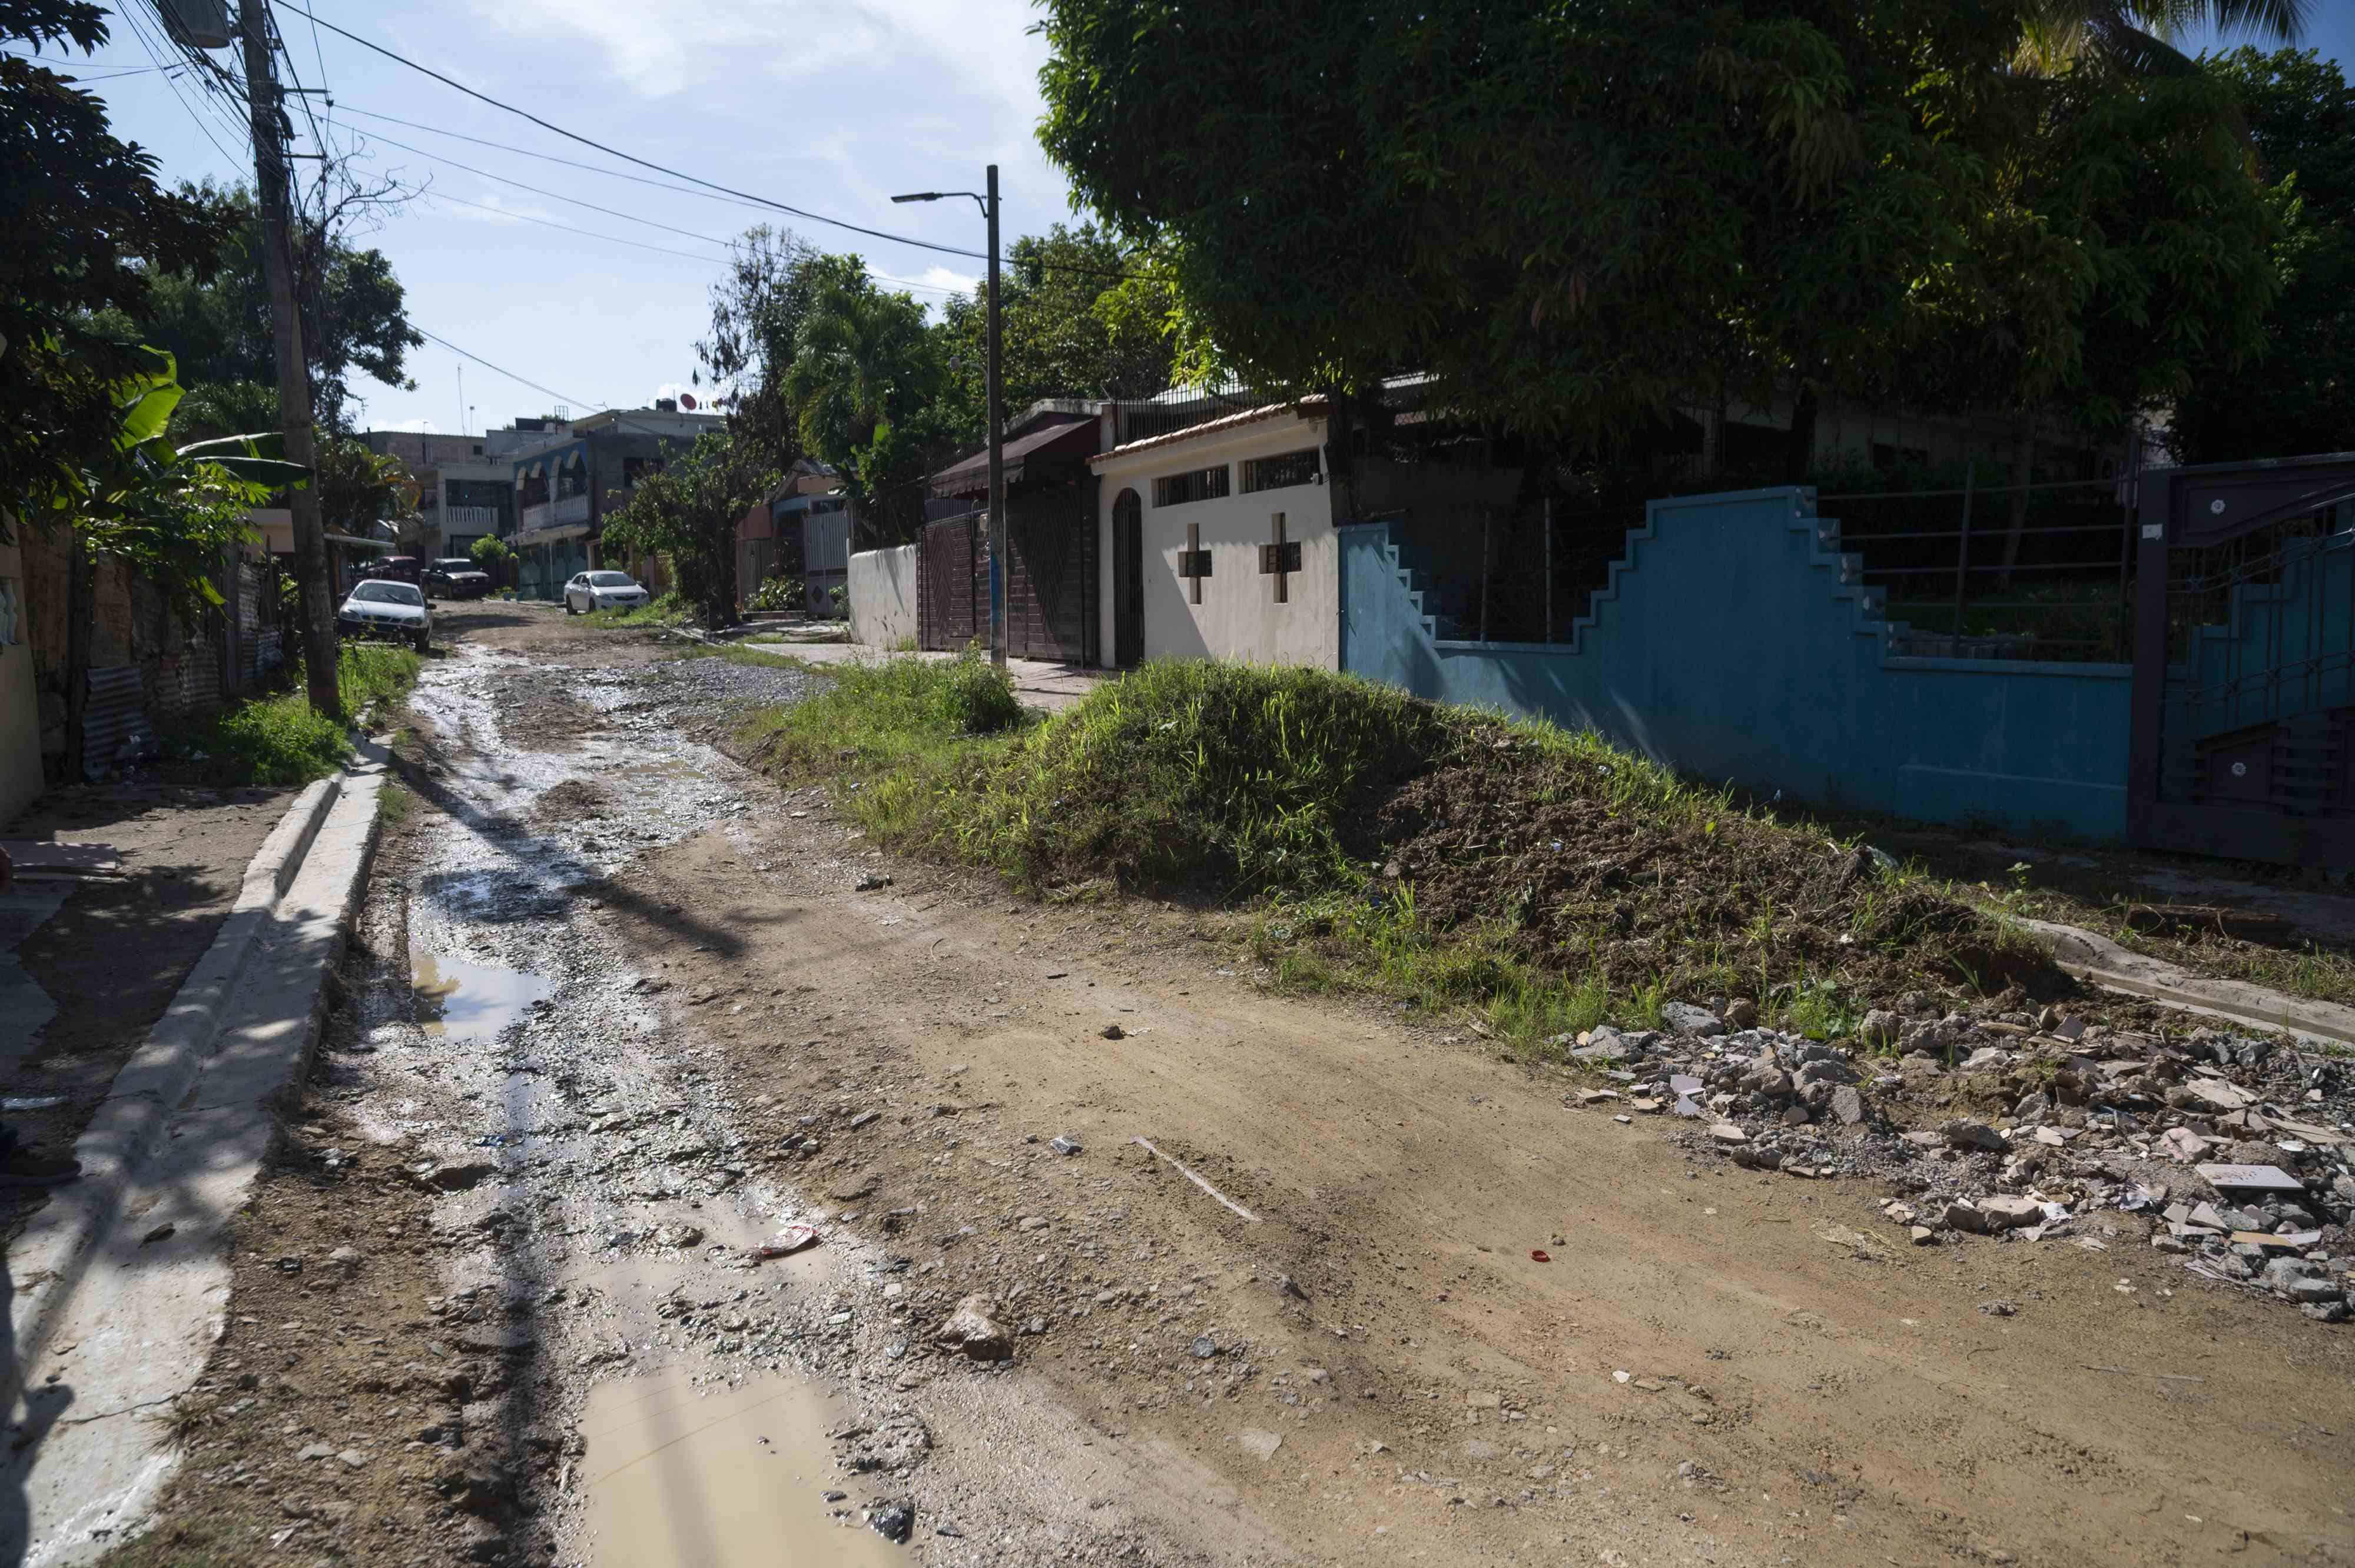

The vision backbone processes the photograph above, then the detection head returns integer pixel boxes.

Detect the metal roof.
[1087,397,1329,466]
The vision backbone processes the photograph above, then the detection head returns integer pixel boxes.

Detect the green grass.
[584,590,687,627]
[161,644,420,788]
[729,657,2064,1054]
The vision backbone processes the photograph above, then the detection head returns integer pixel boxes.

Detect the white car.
[338,579,433,651]
[565,570,651,614]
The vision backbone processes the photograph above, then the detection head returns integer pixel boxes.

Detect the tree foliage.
[0,0,236,526]
[135,181,424,434]
[2167,46,2354,461]
[934,224,1178,438]
[697,228,867,471]
[782,279,947,509]
[600,432,774,628]
[1035,0,2280,446]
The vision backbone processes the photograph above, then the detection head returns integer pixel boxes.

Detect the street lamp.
[893,166,1004,669]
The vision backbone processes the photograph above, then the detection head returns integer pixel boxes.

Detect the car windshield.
[588,572,636,587]
[352,582,423,605]
[434,559,474,570]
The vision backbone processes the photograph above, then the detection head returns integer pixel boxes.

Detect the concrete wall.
[1092,411,1336,669]
[848,544,920,650]
[0,536,43,823]
[1341,487,2132,841]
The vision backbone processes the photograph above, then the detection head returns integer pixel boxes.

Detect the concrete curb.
[2021,917,2355,1049]
[3,740,390,1563]
[4,772,346,1359]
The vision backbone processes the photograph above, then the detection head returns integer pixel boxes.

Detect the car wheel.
[565,595,578,615]
[414,628,431,653]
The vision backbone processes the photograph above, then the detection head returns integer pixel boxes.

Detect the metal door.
[1112,487,1143,666]
[2129,453,2355,866]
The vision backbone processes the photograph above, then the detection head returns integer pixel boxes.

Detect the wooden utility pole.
[238,0,340,718]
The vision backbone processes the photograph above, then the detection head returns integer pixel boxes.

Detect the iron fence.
[1442,475,2135,660]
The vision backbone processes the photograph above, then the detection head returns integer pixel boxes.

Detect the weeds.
[160,645,420,788]
[734,657,2074,1045]
[584,591,686,628]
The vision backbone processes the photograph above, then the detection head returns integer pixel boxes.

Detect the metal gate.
[917,488,1100,663]
[2130,453,2355,865]
[1004,480,1098,665]
[918,511,983,651]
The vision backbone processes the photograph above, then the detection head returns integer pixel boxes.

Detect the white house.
[1089,400,1338,670]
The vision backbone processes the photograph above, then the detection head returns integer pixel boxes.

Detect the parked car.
[426,556,492,599]
[376,556,427,593]
[337,579,433,651]
[564,570,651,615]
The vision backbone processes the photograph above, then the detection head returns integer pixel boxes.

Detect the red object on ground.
[1530,1249,1551,1263]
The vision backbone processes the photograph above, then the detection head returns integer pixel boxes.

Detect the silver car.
[565,570,651,614]
[337,579,433,651]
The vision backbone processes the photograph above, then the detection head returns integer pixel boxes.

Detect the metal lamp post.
[892,167,1004,668]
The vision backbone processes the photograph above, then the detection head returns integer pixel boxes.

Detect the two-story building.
[505,402,725,600]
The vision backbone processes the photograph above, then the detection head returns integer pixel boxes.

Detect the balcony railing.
[447,505,499,531]
[519,501,551,532]
[553,492,591,525]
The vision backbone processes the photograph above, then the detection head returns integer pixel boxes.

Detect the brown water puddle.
[579,1372,908,1567]
[412,950,553,1039]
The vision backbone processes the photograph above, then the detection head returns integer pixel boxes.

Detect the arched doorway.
[1112,489,1144,666]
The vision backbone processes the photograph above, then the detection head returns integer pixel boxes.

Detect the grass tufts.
[161,645,420,788]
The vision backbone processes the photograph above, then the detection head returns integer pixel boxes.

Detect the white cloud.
[917,265,980,295]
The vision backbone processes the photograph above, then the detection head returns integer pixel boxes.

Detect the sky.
[34,0,1069,435]
[23,2,2355,440]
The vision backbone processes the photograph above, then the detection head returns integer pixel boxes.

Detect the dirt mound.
[532,779,612,823]
[1366,726,2028,1004]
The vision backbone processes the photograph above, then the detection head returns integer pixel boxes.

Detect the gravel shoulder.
[103,609,2355,1568]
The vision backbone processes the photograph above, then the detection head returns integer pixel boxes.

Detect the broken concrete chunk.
[2195,1163,2305,1194]
[1942,1120,2012,1154]
[934,1295,1014,1361]
[1710,1122,1749,1145]
[1978,1195,2043,1230]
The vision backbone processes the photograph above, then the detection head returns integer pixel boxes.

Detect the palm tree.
[2014,0,2311,76]
[782,282,938,502]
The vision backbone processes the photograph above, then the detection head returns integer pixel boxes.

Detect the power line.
[422,189,732,266]
[351,124,747,250]
[412,327,593,411]
[272,2,1163,289]
[334,104,788,219]
[274,1,996,263]
[361,125,964,294]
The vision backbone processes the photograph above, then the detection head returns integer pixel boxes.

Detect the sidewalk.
[726,634,1112,713]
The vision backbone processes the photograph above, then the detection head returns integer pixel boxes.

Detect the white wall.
[1092,411,1337,670]
[848,543,920,650]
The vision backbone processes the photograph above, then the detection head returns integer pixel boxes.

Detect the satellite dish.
[678,393,698,411]
[160,0,233,49]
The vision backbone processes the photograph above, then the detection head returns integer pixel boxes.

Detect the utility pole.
[238,0,340,718]
[984,163,1006,669]
[889,168,1007,667]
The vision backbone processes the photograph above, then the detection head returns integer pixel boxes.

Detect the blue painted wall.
[1340,487,2134,841]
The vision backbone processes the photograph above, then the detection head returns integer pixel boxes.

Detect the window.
[1240,449,1321,493]
[622,456,666,487]
[1871,441,1929,472]
[1153,465,1230,507]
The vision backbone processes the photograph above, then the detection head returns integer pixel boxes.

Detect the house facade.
[506,403,723,600]
[1089,402,1339,670]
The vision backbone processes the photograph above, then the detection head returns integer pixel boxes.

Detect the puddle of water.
[581,1373,908,1568]
[412,951,553,1039]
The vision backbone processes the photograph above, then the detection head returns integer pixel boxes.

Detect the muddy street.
[130,609,2354,1568]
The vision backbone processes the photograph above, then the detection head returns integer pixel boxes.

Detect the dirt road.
[130,606,2354,1568]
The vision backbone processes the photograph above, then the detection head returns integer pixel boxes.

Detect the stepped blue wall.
[1339,486,2134,840]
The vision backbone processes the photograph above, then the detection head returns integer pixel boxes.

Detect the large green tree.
[600,431,773,628]
[2166,46,2353,461]
[1034,0,2278,456]
[696,228,868,471]
[934,224,1177,439]
[0,0,234,526]
[782,278,948,510]
[137,181,424,433]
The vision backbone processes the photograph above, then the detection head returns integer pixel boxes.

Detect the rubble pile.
[1564,995,2355,1322]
